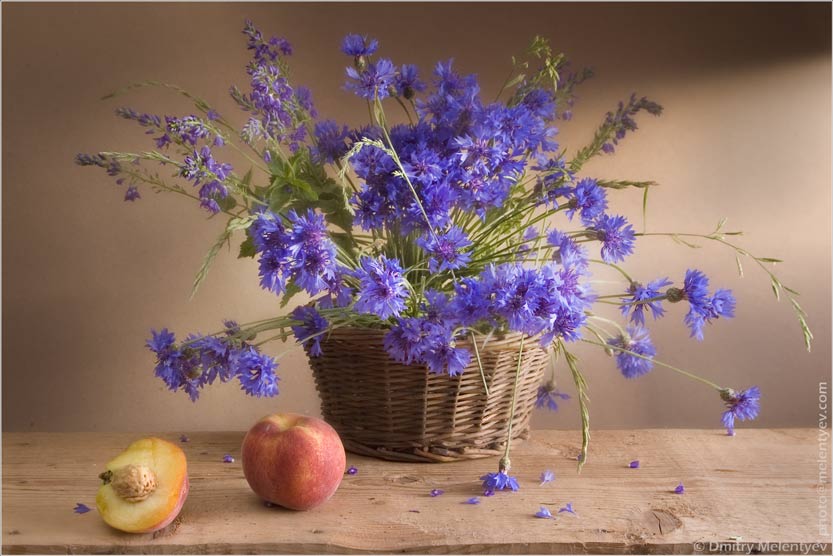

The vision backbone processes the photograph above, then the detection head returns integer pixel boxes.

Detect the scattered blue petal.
[74,503,91,514]
[483,489,495,497]
[558,502,576,515]
[223,454,235,463]
[430,489,444,497]
[179,434,189,443]
[629,460,640,469]
[539,469,555,485]
[535,506,554,519]
[674,482,685,494]
[463,497,481,505]
[347,466,358,475]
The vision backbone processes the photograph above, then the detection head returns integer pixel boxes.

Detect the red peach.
[96,437,189,533]
[241,413,346,510]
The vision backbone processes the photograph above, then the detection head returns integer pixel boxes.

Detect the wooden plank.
[2,429,830,554]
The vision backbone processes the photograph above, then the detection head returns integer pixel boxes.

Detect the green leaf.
[288,177,318,201]
[562,343,590,472]
[226,216,255,232]
[279,281,303,309]
[238,234,256,259]
[215,194,237,212]
[641,187,649,233]
[241,167,253,187]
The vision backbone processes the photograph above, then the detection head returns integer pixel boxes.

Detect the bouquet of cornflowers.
[77,21,811,486]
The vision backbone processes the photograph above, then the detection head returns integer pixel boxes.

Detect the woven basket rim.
[321,325,545,352]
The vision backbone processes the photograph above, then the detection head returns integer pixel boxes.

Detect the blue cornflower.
[290,306,329,357]
[341,34,379,57]
[547,229,589,271]
[673,270,736,340]
[710,289,736,319]
[720,386,761,433]
[354,255,409,319]
[286,209,338,295]
[480,471,520,492]
[250,211,291,294]
[535,382,571,411]
[592,214,635,263]
[620,277,672,325]
[312,120,351,164]
[535,506,554,519]
[679,269,711,307]
[346,58,397,100]
[417,227,473,273]
[448,278,491,326]
[567,178,608,225]
[147,328,182,391]
[420,327,471,376]
[395,64,426,99]
[384,317,429,365]
[607,326,656,379]
[235,347,280,398]
[521,89,556,120]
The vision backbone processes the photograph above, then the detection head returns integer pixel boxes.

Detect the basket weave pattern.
[307,327,549,462]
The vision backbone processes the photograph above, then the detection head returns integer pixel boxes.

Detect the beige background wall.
[3,3,830,432]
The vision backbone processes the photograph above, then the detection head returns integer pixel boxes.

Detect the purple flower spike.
[558,502,576,515]
[535,506,554,519]
[347,466,358,475]
[629,460,640,469]
[223,454,235,463]
[674,482,685,494]
[430,489,444,497]
[539,469,555,485]
[179,434,189,443]
[74,503,91,514]
[463,497,481,505]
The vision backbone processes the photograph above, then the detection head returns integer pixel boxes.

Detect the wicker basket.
[306,327,550,462]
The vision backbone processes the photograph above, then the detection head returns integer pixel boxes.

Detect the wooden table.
[3,429,830,554]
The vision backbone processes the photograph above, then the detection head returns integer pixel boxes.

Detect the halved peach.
[96,437,189,533]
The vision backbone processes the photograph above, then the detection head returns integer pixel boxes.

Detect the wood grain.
[3,429,830,554]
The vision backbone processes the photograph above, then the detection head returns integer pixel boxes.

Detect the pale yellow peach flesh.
[96,437,188,533]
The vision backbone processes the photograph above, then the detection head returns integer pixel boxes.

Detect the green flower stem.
[588,259,635,284]
[470,334,491,397]
[502,334,526,462]
[580,338,725,391]
[559,339,590,470]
